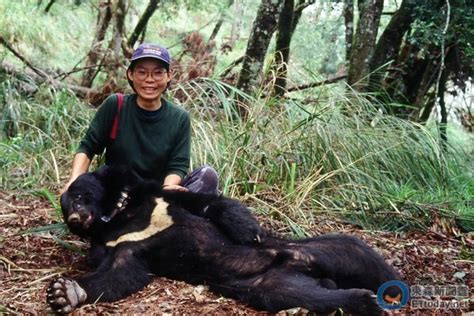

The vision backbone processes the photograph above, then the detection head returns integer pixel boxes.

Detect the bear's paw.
[47,277,87,313]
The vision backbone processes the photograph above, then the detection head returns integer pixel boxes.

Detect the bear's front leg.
[47,277,87,313]
[47,247,153,313]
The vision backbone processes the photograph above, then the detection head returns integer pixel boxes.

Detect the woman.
[63,43,218,194]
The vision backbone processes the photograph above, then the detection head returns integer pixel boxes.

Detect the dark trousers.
[180,165,219,195]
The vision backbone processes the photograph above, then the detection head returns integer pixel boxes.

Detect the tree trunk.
[44,0,56,13]
[80,0,113,88]
[368,0,415,90]
[414,60,438,121]
[273,0,295,97]
[236,0,284,103]
[208,0,235,43]
[417,45,454,122]
[347,0,384,90]
[127,0,160,48]
[115,0,127,38]
[438,69,448,146]
[343,0,354,64]
[374,40,435,119]
[220,0,243,54]
[291,0,314,34]
[370,0,415,71]
[108,0,128,79]
[209,19,224,44]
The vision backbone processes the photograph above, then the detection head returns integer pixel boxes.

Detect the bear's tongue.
[83,214,93,228]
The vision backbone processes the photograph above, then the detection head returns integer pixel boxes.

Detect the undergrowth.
[0,75,472,233]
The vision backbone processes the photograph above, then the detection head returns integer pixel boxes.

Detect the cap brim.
[131,54,170,65]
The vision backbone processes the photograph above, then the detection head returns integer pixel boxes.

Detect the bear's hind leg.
[212,269,382,316]
[292,234,400,291]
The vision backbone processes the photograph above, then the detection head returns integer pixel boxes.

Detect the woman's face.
[127,58,172,103]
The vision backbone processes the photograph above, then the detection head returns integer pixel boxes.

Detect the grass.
[174,78,473,232]
[1,74,472,232]
[0,0,471,233]
[0,79,93,189]
[0,0,94,72]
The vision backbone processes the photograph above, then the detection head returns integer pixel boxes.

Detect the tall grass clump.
[174,78,472,232]
[1,75,471,233]
[0,78,93,189]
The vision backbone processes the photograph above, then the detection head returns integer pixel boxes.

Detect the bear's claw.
[47,277,87,314]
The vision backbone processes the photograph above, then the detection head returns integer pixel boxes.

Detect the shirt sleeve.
[165,111,191,179]
[77,95,118,159]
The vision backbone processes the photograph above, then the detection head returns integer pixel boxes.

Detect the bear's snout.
[67,212,81,223]
[67,211,93,229]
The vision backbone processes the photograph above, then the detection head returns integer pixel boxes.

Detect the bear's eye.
[74,194,82,200]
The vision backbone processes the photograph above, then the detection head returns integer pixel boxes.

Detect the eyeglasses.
[134,68,168,81]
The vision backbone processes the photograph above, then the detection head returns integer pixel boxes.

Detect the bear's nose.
[68,213,81,223]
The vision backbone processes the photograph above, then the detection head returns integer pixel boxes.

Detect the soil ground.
[0,190,472,315]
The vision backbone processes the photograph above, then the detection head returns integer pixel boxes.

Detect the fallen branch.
[1,61,94,98]
[287,74,347,92]
[127,0,160,48]
[0,36,49,79]
[55,63,103,80]
[219,55,244,78]
[208,0,235,43]
[44,0,56,13]
[0,36,97,98]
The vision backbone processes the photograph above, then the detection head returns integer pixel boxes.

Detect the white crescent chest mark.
[106,198,173,247]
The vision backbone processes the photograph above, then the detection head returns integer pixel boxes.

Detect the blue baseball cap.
[131,43,171,66]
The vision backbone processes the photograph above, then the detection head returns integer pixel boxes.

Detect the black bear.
[48,166,401,315]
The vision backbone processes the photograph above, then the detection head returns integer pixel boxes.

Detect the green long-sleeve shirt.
[78,94,191,183]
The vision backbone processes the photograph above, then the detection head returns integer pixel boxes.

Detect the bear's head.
[60,166,135,237]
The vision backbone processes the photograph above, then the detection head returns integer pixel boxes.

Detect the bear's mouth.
[83,215,93,228]
[67,212,93,229]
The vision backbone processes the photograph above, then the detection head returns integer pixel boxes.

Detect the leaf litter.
[0,191,472,315]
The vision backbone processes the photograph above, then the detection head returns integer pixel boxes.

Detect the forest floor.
[0,190,472,315]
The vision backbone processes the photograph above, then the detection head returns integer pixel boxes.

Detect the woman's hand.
[162,174,187,192]
[162,184,188,192]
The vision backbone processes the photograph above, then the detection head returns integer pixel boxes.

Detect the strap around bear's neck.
[101,189,130,223]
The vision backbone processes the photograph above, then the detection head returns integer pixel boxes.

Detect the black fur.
[49,167,401,315]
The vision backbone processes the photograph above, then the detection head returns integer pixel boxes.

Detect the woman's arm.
[61,153,92,193]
